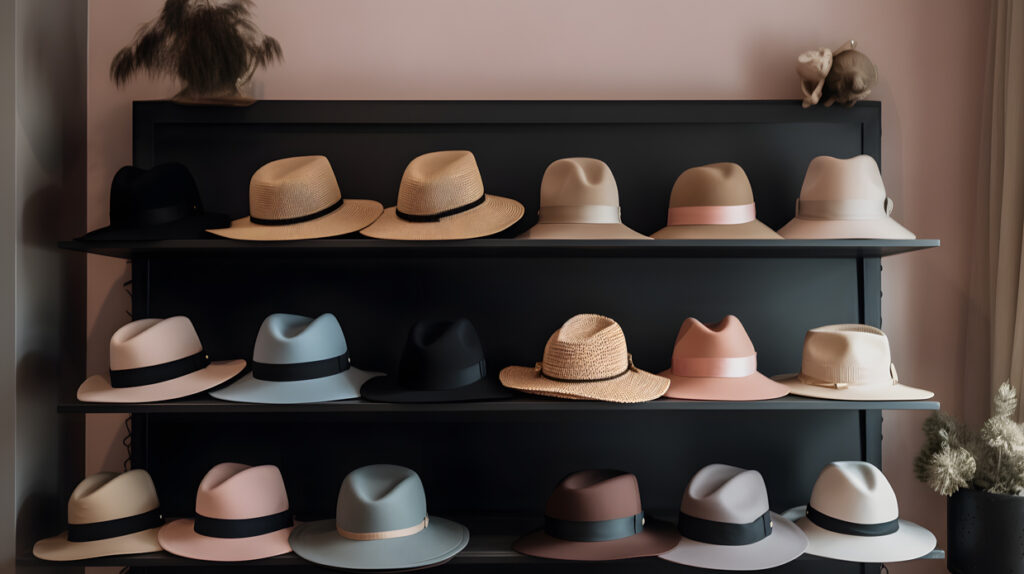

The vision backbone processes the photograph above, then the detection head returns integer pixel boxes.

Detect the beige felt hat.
[651,163,781,240]
[208,155,383,241]
[773,324,933,400]
[778,155,915,239]
[33,469,164,561]
[360,150,524,240]
[499,314,669,403]
[518,158,650,240]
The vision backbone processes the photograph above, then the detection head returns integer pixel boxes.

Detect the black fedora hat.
[79,163,230,241]
[361,318,514,403]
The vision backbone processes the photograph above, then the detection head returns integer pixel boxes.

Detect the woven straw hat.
[360,150,524,240]
[499,314,669,403]
[651,163,781,239]
[209,156,383,241]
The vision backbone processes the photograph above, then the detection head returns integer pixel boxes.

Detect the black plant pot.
[948,488,1024,573]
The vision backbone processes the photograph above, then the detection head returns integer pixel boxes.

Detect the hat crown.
[800,324,894,387]
[541,315,629,381]
[539,158,621,209]
[681,464,770,524]
[194,463,290,520]
[398,318,486,389]
[396,151,485,217]
[799,155,887,205]
[808,461,899,524]
[249,156,342,221]
[109,163,202,227]
[108,316,204,371]
[545,470,643,522]
[67,469,160,525]
[335,465,428,534]
[669,163,754,208]
[672,315,756,363]
[252,313,348,365]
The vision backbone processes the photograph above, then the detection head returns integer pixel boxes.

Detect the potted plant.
[915,382,1024,573]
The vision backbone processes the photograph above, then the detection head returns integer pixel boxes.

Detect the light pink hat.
[661,316,789,401]
[158,463,293,562]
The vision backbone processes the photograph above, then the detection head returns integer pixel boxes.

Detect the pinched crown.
[396,151,485,216]
[540,315,630,381]
[249,156,342,221]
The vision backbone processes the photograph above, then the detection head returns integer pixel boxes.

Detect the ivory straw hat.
[208,155,383,241]
[158,463,294,562]
[773,324,933,400]
[499,314,669,403]
[77,316,247,403]
[518,158,650,240]
[360,150,524,240]
[660,464,807,571]
[289,464,469,571]
[33,469,164,561]
[778,155,915,239]
[782,462,936,562]
[651,163,781,239]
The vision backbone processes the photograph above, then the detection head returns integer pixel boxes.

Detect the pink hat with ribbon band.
[651,163,781,240]
[661,315,789,401]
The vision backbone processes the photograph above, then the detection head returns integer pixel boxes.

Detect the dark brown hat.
[512,470,679,561]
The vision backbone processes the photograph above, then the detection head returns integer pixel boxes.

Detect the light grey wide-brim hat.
[290,464,469,571]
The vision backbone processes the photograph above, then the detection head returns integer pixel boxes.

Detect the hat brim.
[208,366,381,404]
[651,220,782,240]
[360,373,516,403]
[499,366,669,404]
[33,527,163,562]
[777,216,915,239]
[289,516,469,570]
[662,370,790,401]
[659,512,807,571]
[360,195,524,241]
[157,518,293,562]
[782,506,936,563]
[77,359,247,403]
[207,199,383,241]
[78,212,232,241]
[772,373,934,401]
[518,223,651,240]
[513,519,678,561]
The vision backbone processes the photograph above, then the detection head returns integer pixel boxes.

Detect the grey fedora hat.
[210,313,381,404]
[290,464,469,571]
[660,464,807,571]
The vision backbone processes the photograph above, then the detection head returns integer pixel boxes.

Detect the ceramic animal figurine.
[797,41,875,108]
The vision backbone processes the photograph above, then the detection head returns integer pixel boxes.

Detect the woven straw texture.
[500,314,668,403]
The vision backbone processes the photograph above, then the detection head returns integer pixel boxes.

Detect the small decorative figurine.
[796,40,876,108]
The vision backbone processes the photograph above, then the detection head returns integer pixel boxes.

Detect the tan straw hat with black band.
[499,314,669,403]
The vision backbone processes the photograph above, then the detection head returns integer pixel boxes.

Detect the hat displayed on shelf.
[499,314,669,403]
[518,158,650,240]
[773,324,933,400]
[158,463,293,562]
[210,313,381,404]
[33,469,164,561]
[79,163,231,241]
[360,318,513,403]
[777,155,916,239]
[360,150,524,240]
[77,316,247,403]
[659,464,807,571]
[650,163,781,240]
[289,464,469,571]
[207,155,383,241]
[782,461,936,562]
[661,315,789,401]
[513,469,678,561]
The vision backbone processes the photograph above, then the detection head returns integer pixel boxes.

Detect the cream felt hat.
[651,163,781,239]
[360,150,524,240]
[518,158,649,240]
[499,314,669,403]
[33,469,164,561]
[77,316,247,403]
[773,324,933,400]
[782,462,936,562]
[208,155,383,241]
[778,155,915,239]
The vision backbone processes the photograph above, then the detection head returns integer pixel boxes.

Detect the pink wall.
[86,2,992,572]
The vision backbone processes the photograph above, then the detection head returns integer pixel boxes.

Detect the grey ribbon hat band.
[544,511,644,542]
[677,510,773,546]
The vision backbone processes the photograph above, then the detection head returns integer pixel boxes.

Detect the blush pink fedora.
[661,316,789,401]
[158,463,293,562]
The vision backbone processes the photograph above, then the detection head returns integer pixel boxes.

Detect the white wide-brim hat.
[660,512,806,571]
[782,506,936,563]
